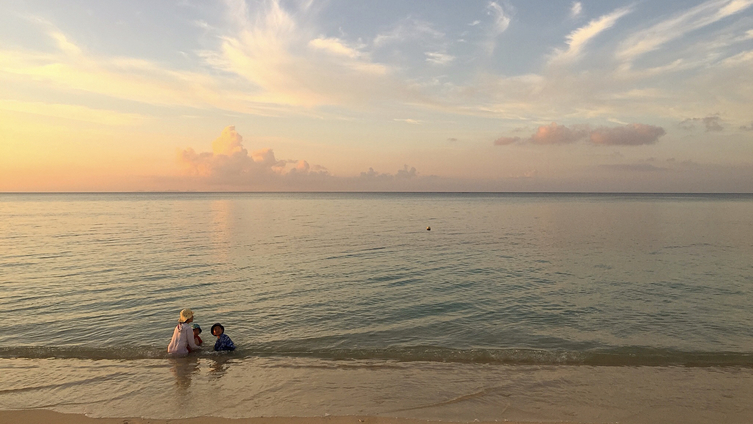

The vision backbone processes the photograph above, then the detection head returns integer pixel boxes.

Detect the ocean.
[1,193,752,423]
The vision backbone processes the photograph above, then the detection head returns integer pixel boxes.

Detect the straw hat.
[179,308,194,322]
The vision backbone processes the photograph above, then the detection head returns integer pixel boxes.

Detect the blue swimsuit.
[214,334,236,351]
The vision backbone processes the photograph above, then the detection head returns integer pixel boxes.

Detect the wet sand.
[0,410,549,424]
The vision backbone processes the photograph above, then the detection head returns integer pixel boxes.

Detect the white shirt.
[167,322,200,355]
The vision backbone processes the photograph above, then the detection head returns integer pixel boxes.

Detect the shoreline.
[0,410,553,424]
[3,357,752,424]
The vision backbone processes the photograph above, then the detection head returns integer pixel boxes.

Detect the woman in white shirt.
[167,308,201,355]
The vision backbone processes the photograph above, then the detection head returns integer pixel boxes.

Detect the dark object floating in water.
[426,226,431,231]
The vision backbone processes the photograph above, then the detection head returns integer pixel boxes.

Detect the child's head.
[192,323,202,337]
[211,323,224,337]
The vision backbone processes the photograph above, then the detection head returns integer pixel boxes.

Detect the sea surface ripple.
[1,193,752,366]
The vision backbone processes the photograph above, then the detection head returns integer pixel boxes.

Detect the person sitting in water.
[167,308,201,355]
[192,323,203,346]
[210,323,235,351]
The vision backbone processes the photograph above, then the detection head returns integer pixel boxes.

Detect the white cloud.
[0,99,145,126]
[49,32,82,56]
[487,2,511,34]
[484,1,512,53]
[570,2,583,18]
[373,19,445,47]
[4,1,751,142]
[720,49,753,66]
[0,26,285,116]
[550,7,631,65]
[309,37,361,58]
[617,0,753,64]
[206,0,398,108]
[425,51,455,65]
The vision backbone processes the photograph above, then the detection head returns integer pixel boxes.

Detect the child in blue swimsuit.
[210,323,236,351]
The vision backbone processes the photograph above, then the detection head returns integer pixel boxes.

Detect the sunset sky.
[1,0,752,192]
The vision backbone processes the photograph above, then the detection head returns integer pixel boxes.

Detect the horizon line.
[2,191,752,195]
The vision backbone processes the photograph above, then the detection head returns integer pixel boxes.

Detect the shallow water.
[1,357,752,424]
[1,193,752,422]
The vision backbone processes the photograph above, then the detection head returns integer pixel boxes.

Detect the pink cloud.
[589,123,665,145]
[679,115,723,132]
[599,163,667,172]
[294,160,310,172]
[396,165,418,179]
[177,127,435,191]
[178,126,324,184]
[211,126,246,155]
[529,122,589,144]
[359,165,418,180]
[494,122,665,146]
[494,136,521,145]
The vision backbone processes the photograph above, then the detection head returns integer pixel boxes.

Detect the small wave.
[1,345,751,367]
[0,346,168,360]
[249,345,753,367]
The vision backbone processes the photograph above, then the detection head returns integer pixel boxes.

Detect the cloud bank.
[177,126,433,191]
[590,124,667,145]
[495,122,666,146]
[178,126,325,184]
[680,115,724,132]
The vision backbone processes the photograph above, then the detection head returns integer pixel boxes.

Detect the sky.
[1,0,752,192]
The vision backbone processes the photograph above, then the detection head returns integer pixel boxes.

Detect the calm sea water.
[1,193,752,423]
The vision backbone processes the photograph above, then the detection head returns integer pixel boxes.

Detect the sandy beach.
[0,411,547,424]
